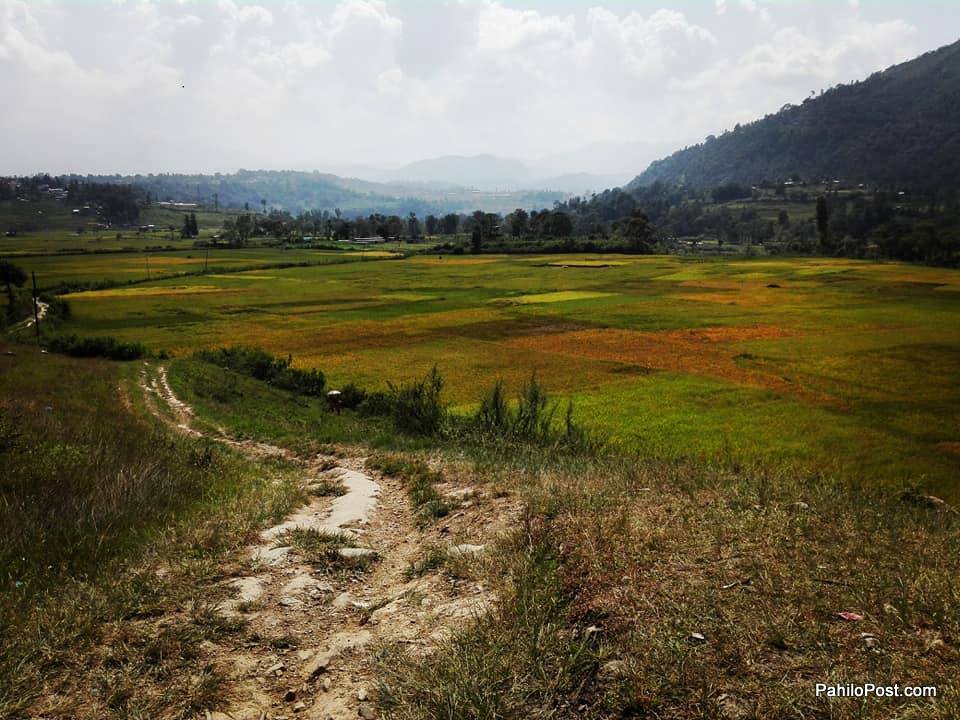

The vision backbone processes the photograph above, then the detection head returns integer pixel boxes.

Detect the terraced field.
[55,253,960,495]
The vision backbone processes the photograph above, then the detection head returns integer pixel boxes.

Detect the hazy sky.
[1,0,956,176]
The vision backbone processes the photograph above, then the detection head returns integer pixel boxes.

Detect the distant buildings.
[341,236,389,244]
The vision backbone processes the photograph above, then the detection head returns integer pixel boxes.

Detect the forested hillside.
[630,39,960,189]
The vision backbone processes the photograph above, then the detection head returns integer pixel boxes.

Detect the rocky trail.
[139,365,513,720]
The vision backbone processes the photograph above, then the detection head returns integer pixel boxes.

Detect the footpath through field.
[139,363,507,720]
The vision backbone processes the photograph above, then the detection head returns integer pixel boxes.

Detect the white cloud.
[0,0,943,176]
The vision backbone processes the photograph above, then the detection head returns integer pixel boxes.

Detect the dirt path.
[12,299,49,331]
[139,365,512,720]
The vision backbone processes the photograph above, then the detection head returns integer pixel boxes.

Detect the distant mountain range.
[629,39,960,190]
[81,170,569,216]
[331,154,633,194]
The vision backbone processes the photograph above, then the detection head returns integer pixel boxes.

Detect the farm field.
[55,253,960,496]
[13,247,401,288]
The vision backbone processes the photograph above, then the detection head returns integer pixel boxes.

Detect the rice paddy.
[51,253,960,496]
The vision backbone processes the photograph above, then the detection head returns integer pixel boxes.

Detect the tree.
[469,212,499,253]
[543,210,572,238]
[0,260,27,302]
[470,211,485,253]
[816,196,831,252]
[425,214,439,236]
[189,212,199,237]
[621,210,654,252]
[439,213,459,235]
[507,208,528,237]
[406,212,421,240]
[181,214,192,239]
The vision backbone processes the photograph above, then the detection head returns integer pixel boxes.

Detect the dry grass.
[379,453,960,719]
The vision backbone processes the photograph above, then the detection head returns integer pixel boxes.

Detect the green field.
[44,253,960,496]
[10,247,402,288]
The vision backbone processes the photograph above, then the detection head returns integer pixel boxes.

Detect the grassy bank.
[378,455,959,719]
[0,344,304,717]
[3,343,957,718]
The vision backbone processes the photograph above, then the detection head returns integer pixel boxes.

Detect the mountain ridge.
[628,39,960,190]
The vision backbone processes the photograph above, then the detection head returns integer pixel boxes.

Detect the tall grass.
[0,347,303,717]
[465,374,603,455]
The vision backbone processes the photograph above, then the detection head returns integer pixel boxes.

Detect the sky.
[0,0,957,178]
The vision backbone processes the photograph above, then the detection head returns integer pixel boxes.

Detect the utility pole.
[203,244,210,273]
[214,193,219,212]
[31,271,40,343]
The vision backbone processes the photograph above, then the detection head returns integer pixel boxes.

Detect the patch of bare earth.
[139,365,514,720]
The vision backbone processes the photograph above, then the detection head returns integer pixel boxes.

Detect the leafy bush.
[338,382,367,409]
[358,390,392,417]
[356,367,447,436]
[388,366,445,436]
[193,346,325,396]
[47,333,148,361]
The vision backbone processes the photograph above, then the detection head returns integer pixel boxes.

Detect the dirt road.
[140,365,512,720]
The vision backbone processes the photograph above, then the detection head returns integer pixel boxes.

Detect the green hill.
[629,39,960,190]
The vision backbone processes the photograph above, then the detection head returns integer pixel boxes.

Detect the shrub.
[468,374,602,454]
[46,333,148,361]
[339,382,367,409]
[388,366,445,436]
[194,346,325,397]
[358,390,393,417]
[357,367,447,437]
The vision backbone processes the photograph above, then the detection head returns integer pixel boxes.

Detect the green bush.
[358,390,392,417]
[388,366,445,436]
[355,367,447,437]
[338,382,367,409]
[469,374,603,454]
[194,346,325,396]
[47,333,148,361]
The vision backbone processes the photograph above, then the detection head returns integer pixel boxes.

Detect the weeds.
[464,374,604,455]
[0,347,303,718]
[379,455,960,720]
[404,546,450,580]
[278,528,378,573]
[368,454,456,527]
[307,477,348,497]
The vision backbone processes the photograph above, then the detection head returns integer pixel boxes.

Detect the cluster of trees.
[180,213,199,238]
[1,175,147,225]
[548,181,960,264]
[815,191,960,264]
[5,172,958,264]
